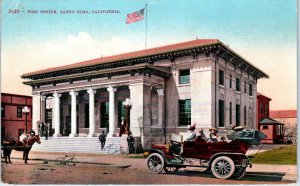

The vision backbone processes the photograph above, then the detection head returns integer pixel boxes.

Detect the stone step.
[31,137,122,154]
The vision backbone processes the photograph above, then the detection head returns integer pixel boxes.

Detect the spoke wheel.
[147,153,165,174]
[232,167,246,179]
[211,156,235,179]
[164,166,179,174]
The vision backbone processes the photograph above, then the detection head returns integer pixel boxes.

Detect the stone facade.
[22,39,268,150]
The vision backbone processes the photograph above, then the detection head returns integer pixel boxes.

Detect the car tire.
[232,167,246,179]
[147,153,165,174]
[164,166,179,174]
[211,156,235,179]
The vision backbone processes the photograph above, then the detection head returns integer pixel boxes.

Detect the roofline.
[1,92,32,98]
[21,39,269,80]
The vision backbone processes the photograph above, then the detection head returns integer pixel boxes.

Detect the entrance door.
[100,102,109,132]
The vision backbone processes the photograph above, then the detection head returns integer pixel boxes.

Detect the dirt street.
[1,151,294,184]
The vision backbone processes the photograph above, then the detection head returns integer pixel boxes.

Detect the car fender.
[149,149,170,164]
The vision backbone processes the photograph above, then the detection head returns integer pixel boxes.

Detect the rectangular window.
[244,106,247,126]
[229,75,232,88]
[101,102,109,128]
[244,82,247,94]
[179,69,190,84]
[118,101,126,127]
[85,103,89,128]
[236,104,240,126]
[236,78,240,91]
[219,70,224,86]
[260,103,263,114]
[262,125,268,130]
[17,106,22,118]
[179,99,191,126]
[219,100,224,127]
[1,105,5,117]
[229,102,232,124]
[249,84,253,96]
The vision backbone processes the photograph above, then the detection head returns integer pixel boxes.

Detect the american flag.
[126,8,145,24]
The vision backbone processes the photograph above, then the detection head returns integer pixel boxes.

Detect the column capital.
[53,92,61,98]
[41,95,47,101]
[107,85,117,92]
[70,89,79,96]
[87,88,96,94]
[157,88,164,96]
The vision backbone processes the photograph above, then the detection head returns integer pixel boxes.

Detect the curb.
[282,174,297,182]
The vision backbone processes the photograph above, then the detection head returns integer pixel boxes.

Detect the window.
[260,103,263,114]
[244,106,247,126]
[17,107,22,118]
[262,125,268,130]
[179,99,191,126]
[85,103,89,128]
[244,82,247,94]
[236,104,240,126]
[236,78,240,91]
[249,84,253,96]
[219,70,224,86]
[219,100,224,127]
[101,102,109,128]
[265,105,268,115]
[118,101,126,127]
[1,105,5,117]
[179,69,190,84]
[229,75,232,88]
[229,102,232,124]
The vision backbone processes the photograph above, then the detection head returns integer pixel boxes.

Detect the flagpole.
[145,4,148,49]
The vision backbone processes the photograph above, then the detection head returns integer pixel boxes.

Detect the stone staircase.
[31,137,121,154]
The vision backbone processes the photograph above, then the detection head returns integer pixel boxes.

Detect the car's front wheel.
[147,153,165,174]
[211,156,235,179]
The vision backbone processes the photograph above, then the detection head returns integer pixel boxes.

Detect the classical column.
[107,85,117,137]
[88,88,96,137]
[157,89,165,128]
[53,92,62,137]
[32,94,41,134]
[40,96,46,123]
[69,90,78,137]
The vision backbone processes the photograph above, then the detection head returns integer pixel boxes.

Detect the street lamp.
[22,106,30,134]
[123,98,132,134]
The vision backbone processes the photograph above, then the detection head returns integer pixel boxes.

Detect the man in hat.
[198,128,207,141]
[209,128,218,143]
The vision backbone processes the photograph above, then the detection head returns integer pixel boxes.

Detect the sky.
[1,0,297,110]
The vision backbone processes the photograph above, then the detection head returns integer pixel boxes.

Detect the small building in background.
[256,92,285,144]
[270,110,297,143]
[1,93,32,140]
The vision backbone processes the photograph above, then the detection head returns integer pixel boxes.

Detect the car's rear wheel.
[211,156,235,179]
[147,153,165,174]
[164,166,179,174]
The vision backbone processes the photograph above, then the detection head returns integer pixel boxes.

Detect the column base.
[87,133,97,137]
[69,133,79,137]
[52,133,62,137]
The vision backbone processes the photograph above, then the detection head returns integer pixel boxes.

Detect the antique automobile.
[146,129,267,179]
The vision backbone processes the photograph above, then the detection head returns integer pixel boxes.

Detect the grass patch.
[251,145,297,165]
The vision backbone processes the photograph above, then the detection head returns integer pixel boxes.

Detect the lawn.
[251,145,297,165]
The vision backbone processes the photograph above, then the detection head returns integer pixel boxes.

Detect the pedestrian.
[119,117,126,137]
[41,122,45,136]
[127,132,135,154]
[99,131,106,150]
[45,122,49,140]
[38,121,42,136]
